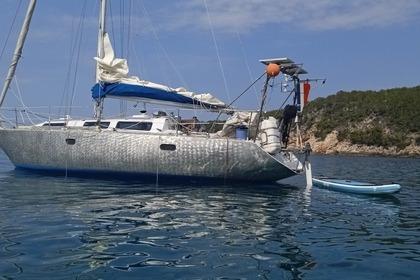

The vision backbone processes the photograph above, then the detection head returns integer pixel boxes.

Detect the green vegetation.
[348,128,410,149]
[285,86,420,149]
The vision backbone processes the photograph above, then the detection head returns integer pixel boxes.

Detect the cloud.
[24,0,420,43]
[159,0,420,33]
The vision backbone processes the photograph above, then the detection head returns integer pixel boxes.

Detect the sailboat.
[0,0,313,183]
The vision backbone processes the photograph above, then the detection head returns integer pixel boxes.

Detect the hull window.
[65,138,76,145]
[116,121,152,131]
[160,144,176,151]
[42,122,65,127]
[83,121,110,128]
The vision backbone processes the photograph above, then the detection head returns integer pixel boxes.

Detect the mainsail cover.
[92,33,229,110]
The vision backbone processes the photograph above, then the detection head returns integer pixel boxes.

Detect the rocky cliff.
[300,130,420,157]
[283,86,420,157]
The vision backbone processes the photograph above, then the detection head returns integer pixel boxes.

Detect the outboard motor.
[280,105,297,146]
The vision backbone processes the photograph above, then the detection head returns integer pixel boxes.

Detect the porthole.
[160,144,176,151]
[65,138,76,145]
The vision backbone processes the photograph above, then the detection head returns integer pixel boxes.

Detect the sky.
[0,0,419,120]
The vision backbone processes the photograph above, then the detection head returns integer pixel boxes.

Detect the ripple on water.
[1,154,420,279]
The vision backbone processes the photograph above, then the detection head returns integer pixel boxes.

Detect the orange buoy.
[266,63,281,77]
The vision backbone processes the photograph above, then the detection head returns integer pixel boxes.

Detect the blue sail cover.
[91,82,227,110]
[92,33,229,111]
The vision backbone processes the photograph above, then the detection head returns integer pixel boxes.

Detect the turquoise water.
[0,150,419,279]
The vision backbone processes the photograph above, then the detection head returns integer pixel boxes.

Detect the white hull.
[0,2,312,184]
[0,127,302,182]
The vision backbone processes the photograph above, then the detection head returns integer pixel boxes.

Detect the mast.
[0,0,37,109]
[94,0,107,120]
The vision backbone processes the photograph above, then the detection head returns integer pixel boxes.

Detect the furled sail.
[91,33,229,111]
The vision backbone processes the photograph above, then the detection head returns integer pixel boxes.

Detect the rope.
[155,136,160,188]
[274,89,295,118]
[0,0,23,61]
[227,2,259,99]
[59,1,87,118]
[204,0,231,103]
[208,71,266,133]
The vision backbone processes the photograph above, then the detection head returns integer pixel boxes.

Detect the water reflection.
[0,170,316,279]
[73,184,315,278]
[1,154,419,279]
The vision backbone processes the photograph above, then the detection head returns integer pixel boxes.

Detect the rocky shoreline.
[291,131,420,157]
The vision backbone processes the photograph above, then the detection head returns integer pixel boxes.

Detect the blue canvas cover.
[92,33,229,111]
[91,82,227,110]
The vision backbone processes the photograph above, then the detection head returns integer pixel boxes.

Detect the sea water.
[0,150,419,279]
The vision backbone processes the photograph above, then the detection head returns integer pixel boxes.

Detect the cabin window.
[43,122,65,127]
[116,121,153,131]
[83,121,110,128]
[65,138,76,145]
[160,144,176,151]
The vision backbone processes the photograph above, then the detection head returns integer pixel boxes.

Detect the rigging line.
[0,0,23,62]
[68,2,88,117]
[130,38,143,79]
[138,2,199,119]
[11,77,26,109]
[208,71,266,133]
[68,9,86,117]
[228,72,266,107]
[264,77,283,114]
[129,2,145,77]
[138,1,188,87]
[278,89,294,111]
[118,0,131,115]
[135,1,150,78]
[60,3,77,116]
[9,75,48,125]
[118,0,131,57]
[126,0,132,58]
[59,1,87,117]
[119,0,124,56]
[0,0,35,109]
[204,0,231,103]
[108,0,115,48]
[227,1,257,97]
[107,0,127,116]
[268,79,296,119]
[11,77,36,125]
